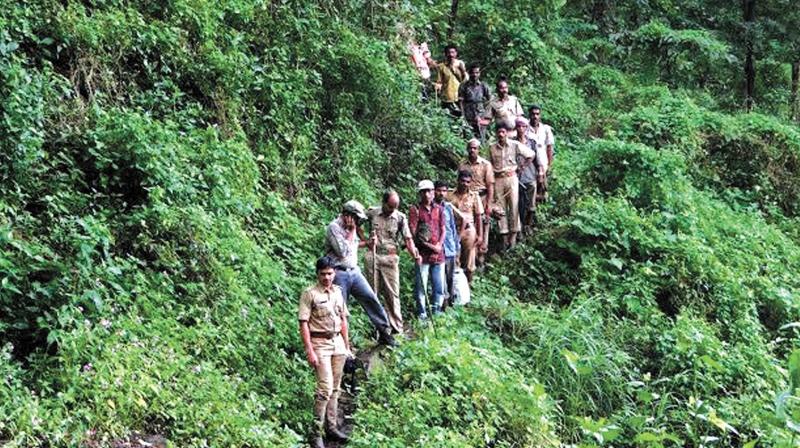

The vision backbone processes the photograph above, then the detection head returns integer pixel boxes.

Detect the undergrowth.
[2,0,800,447]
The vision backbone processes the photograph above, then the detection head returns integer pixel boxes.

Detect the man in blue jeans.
[434,180,461,309]
[409,180,446,319]
[324,200,398,347]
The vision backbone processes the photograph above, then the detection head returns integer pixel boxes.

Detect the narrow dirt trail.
[325,342,387,448]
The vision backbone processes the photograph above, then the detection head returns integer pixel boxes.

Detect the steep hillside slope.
[2,1,800,447]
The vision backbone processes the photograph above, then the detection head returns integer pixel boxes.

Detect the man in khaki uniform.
[485,77,525,137]
[365,190,421,334]
[299,257,352,448]
[448,169,484,283]
[490,125,534,250]
[458,138,494,265]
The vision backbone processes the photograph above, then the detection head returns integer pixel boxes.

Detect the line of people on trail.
[298,43,557,448]
[415,43,556,250]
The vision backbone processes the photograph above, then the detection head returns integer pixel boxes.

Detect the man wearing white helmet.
[324,200,398,347]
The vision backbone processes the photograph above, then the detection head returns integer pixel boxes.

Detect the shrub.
[350,314,560,447]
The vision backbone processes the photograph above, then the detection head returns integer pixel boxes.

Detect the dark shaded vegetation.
[2,0,800,447]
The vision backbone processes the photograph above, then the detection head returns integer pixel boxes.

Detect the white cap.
[417,179,434,191]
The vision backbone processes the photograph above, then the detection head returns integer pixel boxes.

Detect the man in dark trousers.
[435,44,468,116]
[459,63,491,142]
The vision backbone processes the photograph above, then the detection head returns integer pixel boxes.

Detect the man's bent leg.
[478,212,490,266]
[459,226,477,283]
[350,270,390,331]
[333,270,352,301]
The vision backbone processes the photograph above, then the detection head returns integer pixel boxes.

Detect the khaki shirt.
[448,190,484,225]
[486,95,524,129]
[490,140,535,175]
[458,157,495,193]
[366,207,412,251]
[298,284,349,334]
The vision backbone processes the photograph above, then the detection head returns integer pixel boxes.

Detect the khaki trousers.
[478,193,490,263]
[364,252,402,333]
[312,337,347,434]
[495,175,521,234]
[459,225,478,273]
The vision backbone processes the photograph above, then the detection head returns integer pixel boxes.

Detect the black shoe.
[377,329,399,347]
[326,427,349,443]
[309,435,325,448]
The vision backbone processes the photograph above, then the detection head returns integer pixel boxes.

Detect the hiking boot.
[377,329,399,347]
[326,427,350,443]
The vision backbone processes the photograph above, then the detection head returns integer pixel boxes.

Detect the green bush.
[3,0,800,445]
[350,314,560,447]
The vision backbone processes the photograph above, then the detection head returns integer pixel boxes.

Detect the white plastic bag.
[453,267,471,305]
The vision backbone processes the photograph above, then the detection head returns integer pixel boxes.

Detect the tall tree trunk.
[791,60,799,121]
[447,0,459,41]
[743,0,756,112]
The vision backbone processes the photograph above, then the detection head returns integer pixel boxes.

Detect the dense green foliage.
[2,0,800,447]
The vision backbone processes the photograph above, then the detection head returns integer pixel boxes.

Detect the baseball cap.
[417,179,434,191]
[342,200,367,220]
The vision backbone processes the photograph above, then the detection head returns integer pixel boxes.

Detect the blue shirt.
[441,201,460,258]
